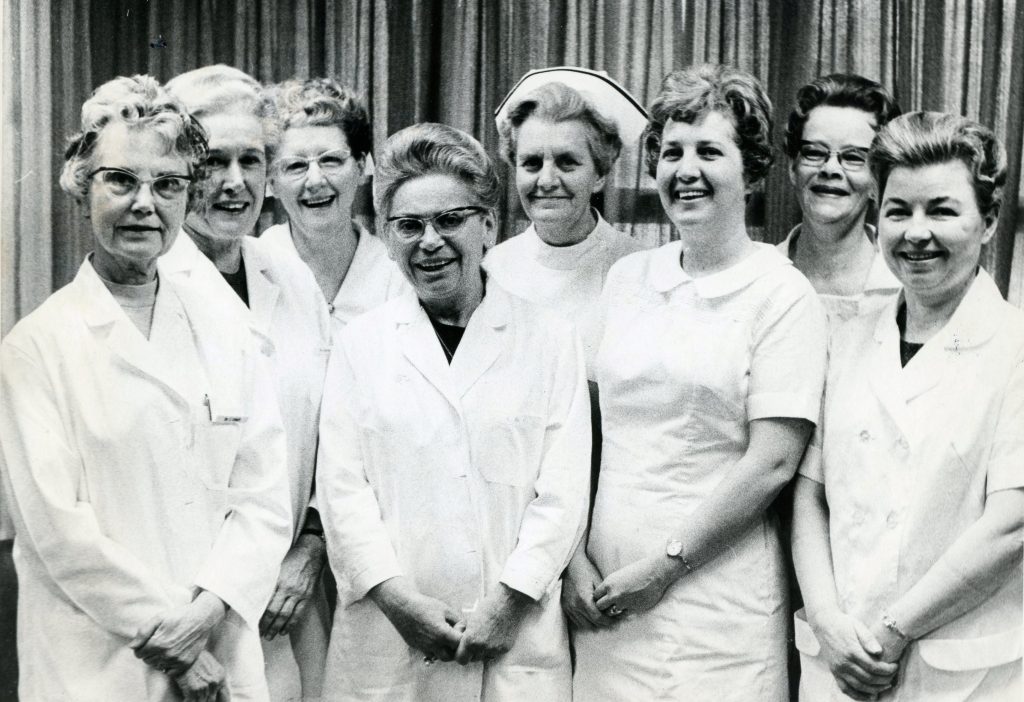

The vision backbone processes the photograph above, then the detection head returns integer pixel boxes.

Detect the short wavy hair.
[643,64,774,184]
[60,75,208,203]
[870,111,1006,219]
[271,78,372,161]
[373,123,500,221]
[498,81,623,177]
[165,64,278,155]
[785,73,901,158]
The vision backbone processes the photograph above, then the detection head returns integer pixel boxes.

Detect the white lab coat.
[795,270,1024,701]
[260,221,411,340]
[316,284,591,702]
[0,255,292,702]
[164,234,333,702]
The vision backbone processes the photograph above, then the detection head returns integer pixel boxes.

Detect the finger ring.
[607,605,623,617]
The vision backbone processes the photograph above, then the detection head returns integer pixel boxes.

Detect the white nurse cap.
[493,66,648,150]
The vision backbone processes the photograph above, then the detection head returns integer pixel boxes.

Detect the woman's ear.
[481,210,498,249]
[981,205,1000,245]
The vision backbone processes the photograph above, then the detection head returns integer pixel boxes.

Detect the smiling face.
[514,118,605,245]
[88,122,190,283]
[790,105,878,229]
[879,160,995,307]
[271,124,361,236]
[183,110,267,249]
[655,111,748,232]
[384,173,492,319]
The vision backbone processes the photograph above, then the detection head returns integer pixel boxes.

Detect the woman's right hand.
[369,577,464,662]
[173,651,229,702]
[562,549,617,631]
[811,609,899,700]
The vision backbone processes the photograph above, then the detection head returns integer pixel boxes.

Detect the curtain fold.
[3,0,1023,335]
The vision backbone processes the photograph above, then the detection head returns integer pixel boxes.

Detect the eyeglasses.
[89,167,193,200]
[798,143,869,172]
[386,206,488,242]
[273,149,352,180]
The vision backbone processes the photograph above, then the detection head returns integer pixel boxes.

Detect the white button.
[886,511,899,528]
[859,430,871,442]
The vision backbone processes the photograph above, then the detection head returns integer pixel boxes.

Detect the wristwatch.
[665,539,693,572]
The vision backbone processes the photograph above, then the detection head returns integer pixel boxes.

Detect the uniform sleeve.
[316,341,403,606]
[747,284,828,423]
[500,322,591,600]
[0,343,183,638]
[986,356,1024,494]
[193,346,292,628]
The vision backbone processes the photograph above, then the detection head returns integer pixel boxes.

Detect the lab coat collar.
[392,278,510,407]
[867,269,1003,428]
[240,238,281,338]
[73,258,198,406]
[650,241,790,297]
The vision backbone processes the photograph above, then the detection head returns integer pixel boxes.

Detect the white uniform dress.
[794,270,1023,701]
[164,234,333,702]
[778,224,900,331]
[573,242,828,701]
[483,212,643,377]
[0,255,292,702]
[316,284,591,702]
[260,221,410,340]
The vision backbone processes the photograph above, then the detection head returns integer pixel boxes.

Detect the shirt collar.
[650,241,791,298]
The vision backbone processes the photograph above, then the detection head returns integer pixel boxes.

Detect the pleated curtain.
[3,0,1023,335]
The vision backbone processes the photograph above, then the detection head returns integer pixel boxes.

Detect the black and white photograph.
[1,1,1022,700]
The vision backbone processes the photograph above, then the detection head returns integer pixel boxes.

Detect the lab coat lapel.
[394,294,462,410]
[74,261,194,406]
[449,289,507,399]
[867,301,914,437]
[242,239,280,338]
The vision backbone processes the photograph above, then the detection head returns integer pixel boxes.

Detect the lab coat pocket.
[918,626,1023,671]
[476,413,545,487]
[192,396,245,490]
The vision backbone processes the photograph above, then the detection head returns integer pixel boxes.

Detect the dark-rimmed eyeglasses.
[386,206,488,243]
[273,148,353,180]
[89,167,193,200]
[798,143,869,172]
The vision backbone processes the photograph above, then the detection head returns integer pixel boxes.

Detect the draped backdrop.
[3,0,1023,335]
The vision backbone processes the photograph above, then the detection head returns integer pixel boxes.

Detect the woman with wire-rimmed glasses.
[314,122,590,701]
[0,74,292,701]
[262,77,410,341]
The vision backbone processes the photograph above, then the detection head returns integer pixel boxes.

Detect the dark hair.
[870,111,1006,219]
[60,75,208,205]
[272,78,372,161]
[643,64,774,184]
[785,73,901,158]
[373,123,500,221]
[498,81,622,176]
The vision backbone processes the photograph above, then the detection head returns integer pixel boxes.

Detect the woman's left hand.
[454,584,532,665]
[130,591,227,676]
[260,534,326,640]
[593,556,675,616]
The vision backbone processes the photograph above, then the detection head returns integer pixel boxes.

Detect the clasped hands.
[562,552,679,631]
[370,577,531,665]
[129,590,230,701]
[810,608,906,701]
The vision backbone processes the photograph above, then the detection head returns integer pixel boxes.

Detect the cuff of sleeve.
[986,466,1024,495]
[192,577,265,631]
[500,552,557,601]
[347,556,404,605]
[748,392,820,423]
[797,443,824,483]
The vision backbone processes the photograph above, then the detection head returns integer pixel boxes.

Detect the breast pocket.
[191,396,245,490]
[474,413,546,487]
